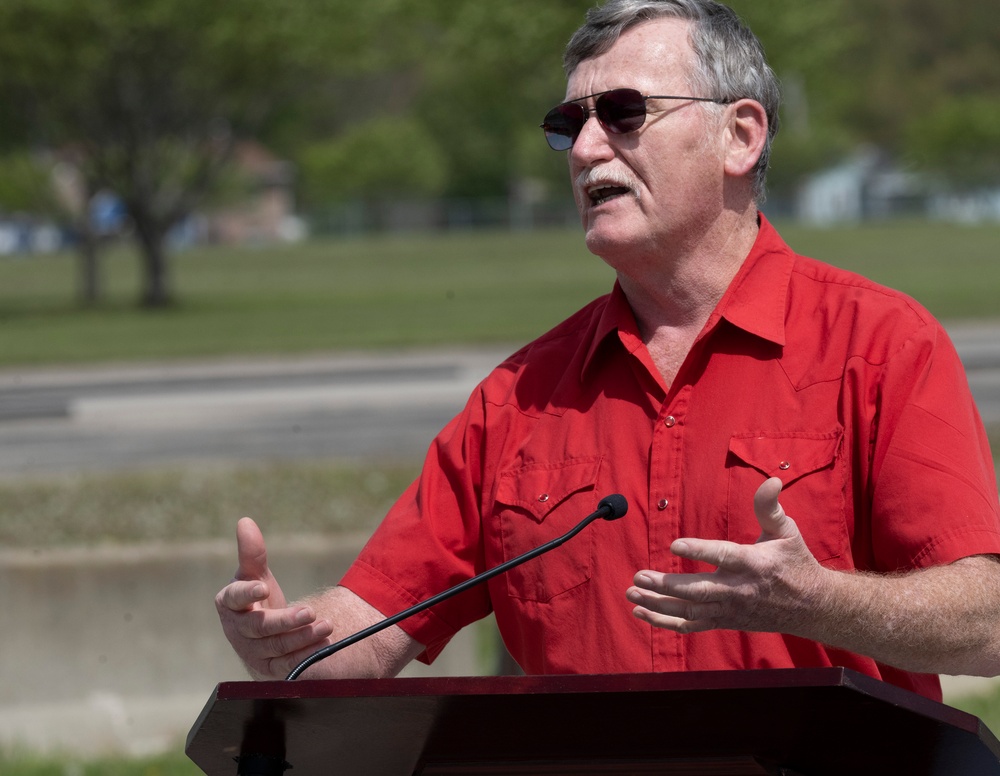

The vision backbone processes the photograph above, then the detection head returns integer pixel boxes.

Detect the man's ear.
[723,99,768,179]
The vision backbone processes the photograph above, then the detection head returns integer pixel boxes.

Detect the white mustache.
[575,167,641,200]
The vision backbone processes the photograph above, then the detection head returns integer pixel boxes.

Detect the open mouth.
[588,185,632,206]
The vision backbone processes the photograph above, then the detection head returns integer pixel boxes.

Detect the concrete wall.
[0,536,488,758]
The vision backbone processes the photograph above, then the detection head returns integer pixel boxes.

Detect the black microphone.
[286,493,628,680]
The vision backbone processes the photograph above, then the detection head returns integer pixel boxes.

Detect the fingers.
[217,516,320,679]
[216,578,269,613]
[753,477,798,541]
[214,592,334,679]
[238,619,335,680]
[235,607,333,659]
[225,516,288,610]
[234,603,322,641]
[627,571,722,633]
[235,517,269,581]
[628,478,813,637]
[630,603,716,633]
[669,478,797,570]
[669,536,747,571]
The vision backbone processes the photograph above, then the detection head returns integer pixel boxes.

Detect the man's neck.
[616,211,760,384]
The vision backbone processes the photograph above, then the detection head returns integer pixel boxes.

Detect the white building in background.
[796,147,930,225]
[0,218,66,256]
[929,189,1000,224]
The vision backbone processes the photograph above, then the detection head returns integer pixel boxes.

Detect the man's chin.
[583,220,632,257]
[584,238,630,269]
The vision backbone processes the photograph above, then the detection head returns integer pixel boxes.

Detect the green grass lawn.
[0,750,202,776]
[0,230,611,365]
[0,220,997,367]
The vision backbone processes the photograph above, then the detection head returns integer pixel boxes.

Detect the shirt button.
[657,499,669,510]
[537,493,550,503]
[663,416,676,428]
[779,461,791,471]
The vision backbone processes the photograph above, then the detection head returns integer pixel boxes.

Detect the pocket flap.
[495,456,601,524]
[728,429,842,485]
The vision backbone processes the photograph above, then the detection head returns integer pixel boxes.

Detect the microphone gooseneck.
[285,493,629,680]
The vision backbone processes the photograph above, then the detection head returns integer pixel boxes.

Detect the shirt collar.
[709,212,792,347]
[580,280,640,381]
[580,213,794,381]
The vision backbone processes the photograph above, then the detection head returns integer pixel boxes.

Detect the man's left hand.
[626,477,826,634]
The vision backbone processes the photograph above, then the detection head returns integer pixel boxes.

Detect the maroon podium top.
[186,668,1000,776]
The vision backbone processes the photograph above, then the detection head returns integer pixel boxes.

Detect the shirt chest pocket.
[493,456,601,602]
[726,430,849,566]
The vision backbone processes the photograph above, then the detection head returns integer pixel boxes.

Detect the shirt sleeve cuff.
[339,560,456,665]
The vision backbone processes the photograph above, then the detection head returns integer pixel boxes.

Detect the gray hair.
[564,0,781,201]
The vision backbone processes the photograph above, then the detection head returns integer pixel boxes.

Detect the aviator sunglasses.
[541,88,731,151]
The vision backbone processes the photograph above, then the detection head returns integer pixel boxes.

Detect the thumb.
[235,516,270,581]
[753,477,797,541]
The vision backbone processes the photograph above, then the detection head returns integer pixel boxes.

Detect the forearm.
[795,555,1000,676]
[295,585,424,680]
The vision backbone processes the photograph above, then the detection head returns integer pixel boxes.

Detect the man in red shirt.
[216,0,1000,700]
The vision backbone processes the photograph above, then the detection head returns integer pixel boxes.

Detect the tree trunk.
[76,225,102,306]
[133,216,173,308]
[72,175,103,306]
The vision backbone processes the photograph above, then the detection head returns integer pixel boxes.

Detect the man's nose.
[570,115,616,166]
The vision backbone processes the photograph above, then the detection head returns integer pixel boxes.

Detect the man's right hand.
[215,517,334,680]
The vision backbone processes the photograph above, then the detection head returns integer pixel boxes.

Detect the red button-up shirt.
[341,215,1000,700]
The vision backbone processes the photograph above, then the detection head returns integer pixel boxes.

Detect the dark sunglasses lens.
[598,89,647,134]
[542,103,584,151]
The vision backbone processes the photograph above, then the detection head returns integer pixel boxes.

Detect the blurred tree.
[0,151,58,214]
[293,1,591,212]
[841,0,1000,148]
[0,0,996,293]
[846,0,1000,187]
[731,0,1000,195]
[904,97,1000,187]
[728,0,862,198]
[0,0,391,306]
[297,117,448,208]
[0,149,106,300]
[411,0,593,199]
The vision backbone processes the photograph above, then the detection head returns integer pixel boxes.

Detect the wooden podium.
[186,668,1000,775]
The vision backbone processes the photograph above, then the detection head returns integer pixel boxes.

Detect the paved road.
[0,348,510,477]
[1,324,998,478]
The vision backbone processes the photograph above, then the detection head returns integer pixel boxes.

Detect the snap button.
[657,499,669,510]
[663,416,676,428]
[537,493,550,503]
[779,461,791,471]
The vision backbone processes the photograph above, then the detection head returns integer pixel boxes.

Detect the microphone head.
[598,493,628,520]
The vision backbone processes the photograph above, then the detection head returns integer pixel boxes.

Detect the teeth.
[577,167,638,207]
[589,185,629,205]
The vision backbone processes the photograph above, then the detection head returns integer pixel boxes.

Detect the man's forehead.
[565,17,695,100]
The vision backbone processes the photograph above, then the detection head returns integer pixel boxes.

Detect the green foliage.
[903,97,1000,187]
[297,117,448,205]
[1,1,999,241]
[830,0,1000,164]
[0,152,59,214]
[412,0,593,196]
[0,0,410,304]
